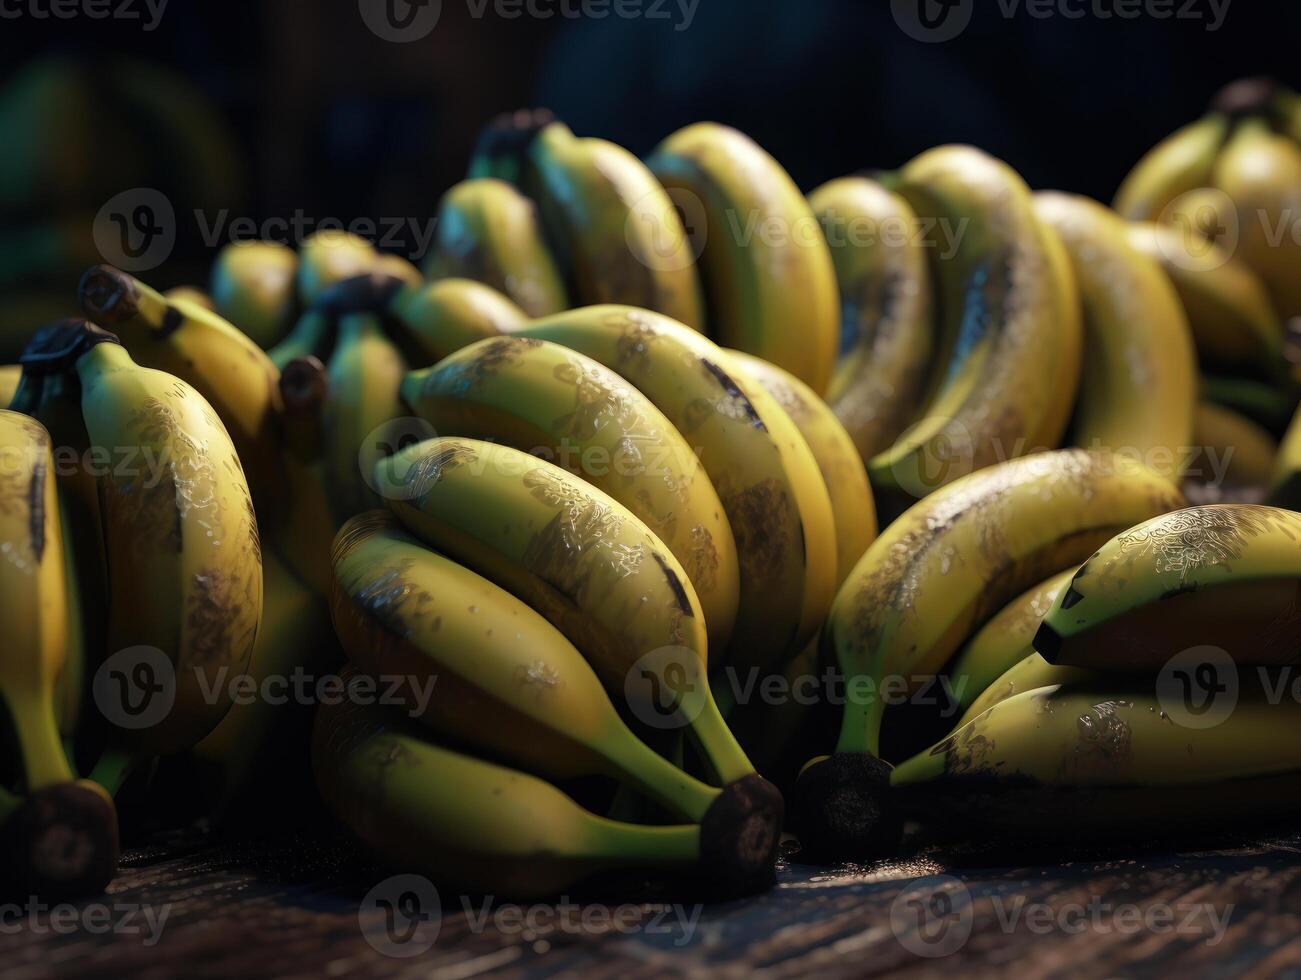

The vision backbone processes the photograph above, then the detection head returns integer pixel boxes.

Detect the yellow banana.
[727,349,876,586]
[515,306,837,673]
[0,364,19,406]
[163,286,214,310]
[648,122,838,393]
[1188,400,1277,501]
[1035,192,1196,479]
[955,651,1089,728]
[1037,504,1301,670]
[390,277,527,364]
[423,178,567,317]
[376,437,754,785]
[296,229,376,305]
[401,336,739,651]
[1113,114,1229,221]
[807,176,934,460]
[210,240,299,348]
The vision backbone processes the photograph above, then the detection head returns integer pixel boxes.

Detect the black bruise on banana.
[651,551,694,617]
[700,358,766,432]
[26,453,46,564]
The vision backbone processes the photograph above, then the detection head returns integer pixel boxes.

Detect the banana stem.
[689,696,757,786]
[588,819,700,868]
[8,699,75,791]
[835,693,882,758]
[88,747,140,798]
[603,730,719,824]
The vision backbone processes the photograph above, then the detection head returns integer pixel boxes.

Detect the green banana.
[210,240,299,349]
[1113,114,1230,221]
[648,122,838,393]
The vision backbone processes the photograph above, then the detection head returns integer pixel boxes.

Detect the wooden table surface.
[3,825,1301,979]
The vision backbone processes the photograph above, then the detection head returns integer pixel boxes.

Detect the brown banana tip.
[698,773,783,895]
[790,753,901,863]
[1210,77,1279,118]
[312,272,408,318]
[280,355,329,412]
[18,318,119,374]
[1,782,120,902]
[77,265,138,323]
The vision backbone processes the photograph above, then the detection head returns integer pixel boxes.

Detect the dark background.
[0,0,1297,282]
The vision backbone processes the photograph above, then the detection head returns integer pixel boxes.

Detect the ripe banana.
[1188,400,1277,501]
[376,437,755,785]
[955,651,1089,729]
[1113,114,1229,221]
[1212,118,1301,320]
[727,349,876,586]
[892,678,1301,837]
[0,408,118,898]
[948,567,1077,715]
[313,694,780,900]
[807,176,934,460]
[322,312,407,523]
[423,178,567,318]
[0,364,19,406]
[1126,221,1284,379]
[529,122,704,330]
[648,122,838,393]
[514,306,837,673]
[163,286,214,310]
[1035,192,1196,479]
[869,148,1080,503]
[796,449,1184,859]
[297,229,375,306]
[210,240,299,349]
[401,336,740,651]
[1037,504,1301,670]
[77,264,285,519]
[332,510,721,822]
[391,277,526,364]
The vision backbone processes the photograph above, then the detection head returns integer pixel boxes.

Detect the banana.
[210,240,299,348]
[0,364,19,407]
[892,678,1301,837]
[1113,114,1229,221]
[1212,118,1301,320]
[1035,192,1197,479]
[401,336,740,651]
[332,510,722,822]
[163,286,214,310]
[313,694,780,900]
[423,178,567,317]
[376,437,755,785]
[467,107,556,185]
[807,176,934,460]
[948,567,1077,715]
[1126,221,1284,379]
[0,409,118,898]
[868,148,1080,504]
[648,123,838,393]
[390,277,527,364]
[1036,504,1301,670]
[372,253,423,289]
[529,122,704,330]
[1204,373,1297,435]
[794,449,1184,859]
[514,306,837,673]
[296,229,376,306]
[955,651,1089,728]
[727,349,876,586]
[77,265,285,520]
[21,321,263,758]
[322,312,407,523]
[1188,400,1277,501]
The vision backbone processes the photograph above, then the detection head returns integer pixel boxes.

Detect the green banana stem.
[601,732,718,824]
[9,700,75,791]
[834,687,882,759]
[690,696,757,786]
[586,820,701,867]
[87,747,141,798]
[269,311,332,370]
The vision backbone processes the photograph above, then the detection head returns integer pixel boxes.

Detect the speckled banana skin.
[1035,192,1197,480]
[530,123,704,330]
[424,178,567,318]
[949,567,1077,716]
[313,693,702,901]
[1037,504,1301,670]
[648,123,838,394]
[76,341,263,755]
[808,176,934,460]
[401,336,739,652]
[0,410,77,791]
[210,240,299,349]
[955,651,1090,728]
[515,306,836,674]
[727,349,877,588]
[391,278,528,365]
[330,510,720,822]
[377,437,753,784]
[892,679,1301,835]
[1113,114,1229,221]
[869,148,1081,502]
[1126,222,1283,379]
[825,449,1184,760]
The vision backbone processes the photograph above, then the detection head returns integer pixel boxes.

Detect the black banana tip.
[77,265,138,324]
[1210,77,1279,118]
[1,782,120,901]
[280,355,328,412]
[312,271,408,318]
[698,773,784,896]
[1032,620,1064,662]
[790,753,901,863]
[469,107,557,176]
[18,318,119,375]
